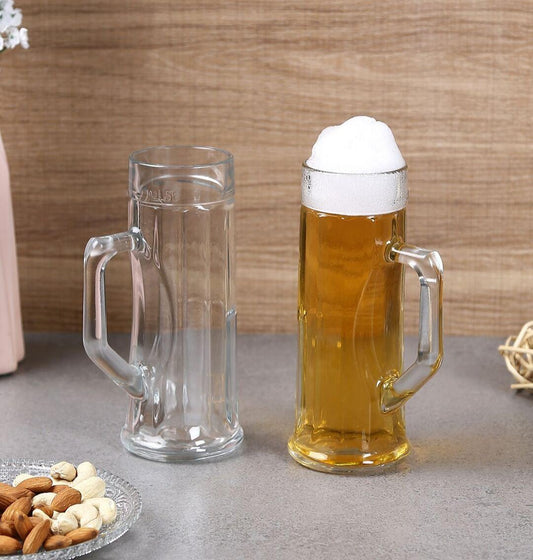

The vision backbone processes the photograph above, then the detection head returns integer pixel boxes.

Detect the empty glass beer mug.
[288,157,443,473]
[83,146,243,462]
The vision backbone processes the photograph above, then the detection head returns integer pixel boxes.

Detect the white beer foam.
[303,116,407,215]
[307,116,405,173]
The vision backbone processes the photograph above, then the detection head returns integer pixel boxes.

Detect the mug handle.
[83,228,145,399]
[379,243,444,413]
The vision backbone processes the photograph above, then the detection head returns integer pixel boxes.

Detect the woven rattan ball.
[499,321,533,391]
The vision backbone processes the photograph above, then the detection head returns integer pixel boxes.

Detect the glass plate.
[0,458,142,559]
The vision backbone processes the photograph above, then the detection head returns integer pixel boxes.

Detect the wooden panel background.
[1,0,532,334]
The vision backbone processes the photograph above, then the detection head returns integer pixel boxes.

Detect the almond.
[22,518,51,554]
[0,486,33,511]
[0,483,13,495]
[28,517,42,528]
[13,511,33,540]
[0,496,32,523]
[12,473,32,487]
[15,488,33,499]
[50,487,81,513]
[0,521,17,538]
[66,526,98,545]
[0,535,22,555]
[43,534,73,551]
[51,484,70,494]
[18,476,53,494]
[0,490,15,511]
[7,486,33,499]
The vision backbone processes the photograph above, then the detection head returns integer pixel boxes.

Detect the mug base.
[287,437,410,474]
[120,425,244,463]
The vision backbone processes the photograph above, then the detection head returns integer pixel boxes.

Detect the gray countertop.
[1,334,532,559]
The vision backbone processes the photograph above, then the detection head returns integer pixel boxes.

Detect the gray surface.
[1,333,532,559]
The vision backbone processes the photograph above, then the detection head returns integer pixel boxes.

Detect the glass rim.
[302,162,407,176]
[129,145,233,169]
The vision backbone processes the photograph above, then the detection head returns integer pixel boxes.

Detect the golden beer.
[288,205,410,471]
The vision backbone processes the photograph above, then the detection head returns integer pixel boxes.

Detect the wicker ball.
[499,321,533,391]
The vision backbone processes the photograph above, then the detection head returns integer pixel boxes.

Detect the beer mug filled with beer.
[288,116,443,473]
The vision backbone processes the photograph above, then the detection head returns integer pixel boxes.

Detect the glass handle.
[83,228,145,399]
[380,243,444,413]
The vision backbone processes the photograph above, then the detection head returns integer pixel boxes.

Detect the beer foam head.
[306,116,405,173]
[303,116,408,215]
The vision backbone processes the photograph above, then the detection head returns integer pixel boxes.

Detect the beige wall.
[2,1,532,334]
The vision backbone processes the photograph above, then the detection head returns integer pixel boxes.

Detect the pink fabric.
[0,132,24,374]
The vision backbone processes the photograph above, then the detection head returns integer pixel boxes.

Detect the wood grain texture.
[1,0,532,334]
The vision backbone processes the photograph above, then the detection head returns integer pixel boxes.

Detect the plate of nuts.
[0,459,141,558]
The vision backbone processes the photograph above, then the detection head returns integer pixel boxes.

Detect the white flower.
[4,26,19,48]
[0,12,8,34]
[0,1,15,12]
[0,0,27,52]
[0,7,21,33]
[18,25,27,48]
